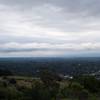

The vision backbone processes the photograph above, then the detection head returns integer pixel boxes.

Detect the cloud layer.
[0,0,100,57]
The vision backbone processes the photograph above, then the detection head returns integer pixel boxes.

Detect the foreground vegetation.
[0,69,100,100]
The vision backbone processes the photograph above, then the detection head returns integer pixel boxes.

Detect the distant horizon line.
[0,56,100,58]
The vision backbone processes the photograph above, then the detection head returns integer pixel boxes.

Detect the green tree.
[39,69,60,99]
[31,80,51,100]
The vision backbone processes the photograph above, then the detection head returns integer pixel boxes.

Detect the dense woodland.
[0,57,100,76]
[0,68,100,100]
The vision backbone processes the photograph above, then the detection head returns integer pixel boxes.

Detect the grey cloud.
[0,42,100,53]
[1,0,100,17]
[0,48,52,53]
[0,0,100,56]
[0,0,100,33]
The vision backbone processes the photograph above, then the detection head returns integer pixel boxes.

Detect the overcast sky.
[0,0,100,57]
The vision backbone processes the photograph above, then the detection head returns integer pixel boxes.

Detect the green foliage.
[0,69,13,76]
[0,73,100,100]
[61,82,89,100]
[39,69,60,86]
[31,80,51,100]
[9,78,17,85]
[39,69,60,99]
[0,86,22,100]
[75,75,100,93]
